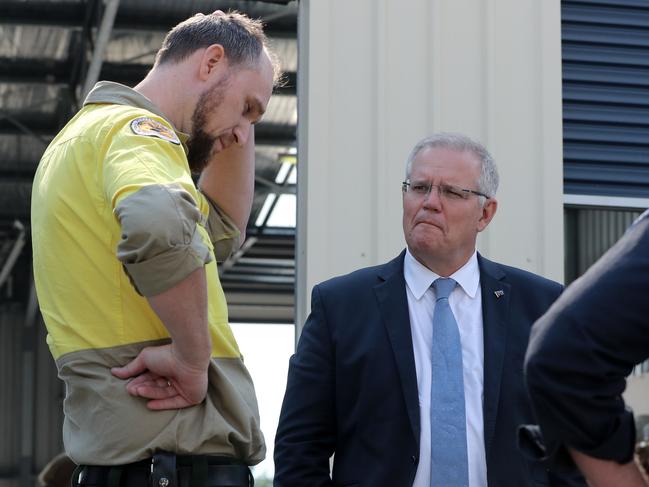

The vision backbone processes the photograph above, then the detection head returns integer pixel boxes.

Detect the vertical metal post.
[294,0,309,344]
[0,220,26,289]
[80,0,120,100]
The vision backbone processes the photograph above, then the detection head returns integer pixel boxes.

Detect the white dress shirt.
[404,249,487,487]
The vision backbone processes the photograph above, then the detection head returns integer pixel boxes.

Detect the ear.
[477,198,498,232]
[198,44,225,81]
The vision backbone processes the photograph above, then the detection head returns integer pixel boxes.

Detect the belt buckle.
[73,465,87,486]
[149,451,177,487]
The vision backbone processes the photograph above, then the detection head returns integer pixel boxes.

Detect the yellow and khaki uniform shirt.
[31,81,265,465]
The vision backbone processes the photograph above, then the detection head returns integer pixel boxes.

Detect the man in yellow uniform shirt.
[31,11,280,487]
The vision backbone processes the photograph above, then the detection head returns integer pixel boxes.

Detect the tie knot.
[433,278,456,300]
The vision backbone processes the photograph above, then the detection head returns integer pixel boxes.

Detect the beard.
[186,75,229,174]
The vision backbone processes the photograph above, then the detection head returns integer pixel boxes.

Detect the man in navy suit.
[525,210,649,487]
[274,133,585,486]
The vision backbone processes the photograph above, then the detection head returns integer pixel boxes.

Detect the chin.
[408,234,442,255]
[411,225,442,241]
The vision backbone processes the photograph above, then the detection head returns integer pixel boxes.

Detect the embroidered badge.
[130,117,180,145]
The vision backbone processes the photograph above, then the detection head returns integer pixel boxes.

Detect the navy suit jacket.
[274,251,586,487]
[526,212,649,467]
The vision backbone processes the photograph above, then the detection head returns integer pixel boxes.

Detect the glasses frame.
[401,180,491,200]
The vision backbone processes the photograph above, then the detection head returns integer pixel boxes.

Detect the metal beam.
[0,182,33,219]
[227,303,294,324]
[219,237,258,276]
[0,221,26,290]
[0,159,299,184]
[0,58,297,96]
[0,165,42,180]
[0,58,150,85]
[0,113,296,145]
[0,1,86,26]
[255,176,296,194]
[81,0,121,99]
[0,1,297,36]
[258,0,295,4]
[221,274,294,287]
[0,58,70,84]
[0,114,50,147]
[113,5,297,36]
[0,114,56,136]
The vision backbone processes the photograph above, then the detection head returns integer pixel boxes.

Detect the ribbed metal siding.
[563,0,649,197]
[33,315,65,471]
[0,305,64,487]
[565,207,642,282]
[0,305,22,487]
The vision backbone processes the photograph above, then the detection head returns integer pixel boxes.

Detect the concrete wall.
[296,0,564,330]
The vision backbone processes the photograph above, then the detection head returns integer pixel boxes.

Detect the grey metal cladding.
[562,0,649,197]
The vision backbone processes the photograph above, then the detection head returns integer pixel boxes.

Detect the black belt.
[73,451,253,487]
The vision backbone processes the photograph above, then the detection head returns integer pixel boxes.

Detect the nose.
[233,120,252,147]
[422,185,442,211]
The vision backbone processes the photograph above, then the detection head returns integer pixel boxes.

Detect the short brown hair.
[156,11,281,83]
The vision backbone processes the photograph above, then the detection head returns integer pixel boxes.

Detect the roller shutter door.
[563,0,649,197]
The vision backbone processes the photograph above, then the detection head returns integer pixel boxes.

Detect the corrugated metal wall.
[0,305,22,487]
[565,206,642,282]
[33,317,65,471]
[0,304,64,487]
[563,0,649,197]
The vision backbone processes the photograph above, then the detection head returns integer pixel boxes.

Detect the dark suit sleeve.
[274,285,335,487]
[525,214,649,466]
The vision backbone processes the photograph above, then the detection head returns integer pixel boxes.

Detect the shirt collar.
[404,248,481,300]
[83,81,190,148]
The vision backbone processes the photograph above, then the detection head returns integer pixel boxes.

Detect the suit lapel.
[374,252,420,445]
[478,254,511,453]
[372,253,512,452]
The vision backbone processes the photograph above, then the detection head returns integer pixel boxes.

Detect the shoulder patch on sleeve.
[130,117,180,145]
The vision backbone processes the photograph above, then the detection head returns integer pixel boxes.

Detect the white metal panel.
[297,0,564,331]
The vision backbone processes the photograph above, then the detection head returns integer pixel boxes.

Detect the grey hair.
[404,132,499,201]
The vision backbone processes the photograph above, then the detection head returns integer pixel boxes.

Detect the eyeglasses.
[402,180,490,200]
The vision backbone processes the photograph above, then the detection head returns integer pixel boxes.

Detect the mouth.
[413,220,445,233]
[415,220,442,228]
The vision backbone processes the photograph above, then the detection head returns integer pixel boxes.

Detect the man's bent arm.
[112,267,211,410]
[570,449,648,487]
[199,127,255,243]
[147,266,211,365]
[525,215,649,482]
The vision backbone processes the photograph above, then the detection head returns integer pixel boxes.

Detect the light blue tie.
[430,278,469,487]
